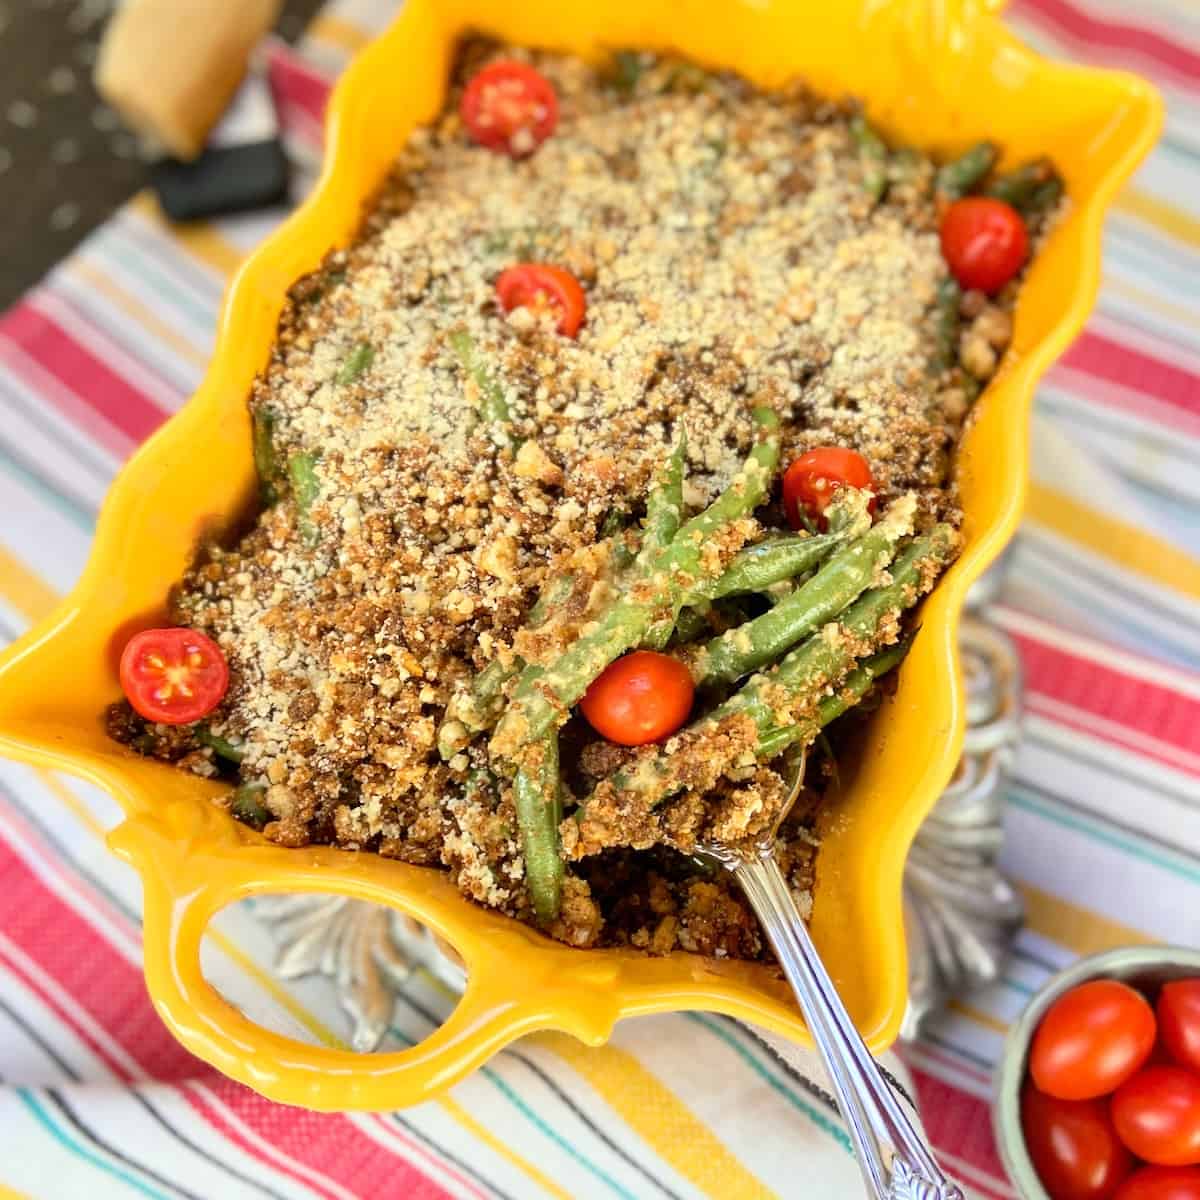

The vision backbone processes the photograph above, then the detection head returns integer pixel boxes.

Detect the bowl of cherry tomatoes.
[994,946,1200,1200]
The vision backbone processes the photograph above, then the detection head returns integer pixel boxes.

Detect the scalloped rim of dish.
[0,0,1163,1111]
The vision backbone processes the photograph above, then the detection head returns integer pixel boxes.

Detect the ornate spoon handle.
[731,848,964,1200]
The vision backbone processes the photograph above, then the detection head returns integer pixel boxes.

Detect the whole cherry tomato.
[496,264,586,337]
[580,651,694,746]
[1112,1066,1200,1166]
[120,628,229,725]
[1115,1165,1200,1200]
[1021,1085,1134,1200]
[780,446,876,531]
[1159,981,1200,1075]
[460,61,558,156]
[939,196,1029,294]
[1031,980,1157,1100]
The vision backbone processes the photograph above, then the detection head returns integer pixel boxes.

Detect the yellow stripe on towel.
[536,1032,779,1200]
[1020,881,1154,957]
[1026,482,1200,603]
[132,193,243,280]
[308,12,373,55]
[68,261,211,368]
[1116,186,1200,250]
[0,545,60,624]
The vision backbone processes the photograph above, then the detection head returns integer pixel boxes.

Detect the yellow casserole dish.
[0,0,1160,1110]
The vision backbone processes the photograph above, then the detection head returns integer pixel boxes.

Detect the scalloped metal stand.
[901,608,1024,1040]
[250,599,1023,1056]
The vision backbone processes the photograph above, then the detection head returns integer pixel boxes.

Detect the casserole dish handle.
[109,814,623,1110]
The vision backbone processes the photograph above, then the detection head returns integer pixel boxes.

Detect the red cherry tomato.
[1021,1085,1134,1200]
[460,61,558,156]
[1031,980,1157,1101]
[496,264,586,337]
[1115,1166,1200,1200]
[1112,1066,1200,1166]
[119,628,229,726]
[939,196,1029,294]
[1160,982,1200,1075]
[781,446,876,532]
[580,651,694,746]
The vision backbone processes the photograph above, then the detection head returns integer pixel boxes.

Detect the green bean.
[887,146,924,188]
[513,732,564,922]
[476,658,515,704]
[642,436,687,560]
[755,637,913,759]
[439,655,516,752]
[663,61,710,95]
[287,452,321,546]
[702,511,865,603]
[252,409,281,505]
[689,498,915,686]
[598,508,628,540]
[771,526,953,690]
[641,623,674,652]
[463,766,499,812]
[763,579,799,607]
[527,572,577,630]
[935,141,997,200]
[849,114,888,202]
[611,50,646,96]
[336,342,375,385]
[662,598,756,646]
[583,526,956,818]
[438,572,576,757]
[492,409,781,755]
[596,511,638,572]
[1026,176,1064,222]
[197,727,244,764]
[662,513,865,647]
[931,277,962,376]
[439,657,517,757]
[659,409,779,549]
[672,605,712,643]
[131,732,156,756]
[230,782,271,830]
[984,158,1055,211]
[641,438,689,648]
[436,719,470,761]
[448,329,515,446]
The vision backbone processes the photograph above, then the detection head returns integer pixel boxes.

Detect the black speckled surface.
[0,0,325,310]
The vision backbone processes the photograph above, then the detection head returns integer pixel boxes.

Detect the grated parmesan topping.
[115,42,985,958]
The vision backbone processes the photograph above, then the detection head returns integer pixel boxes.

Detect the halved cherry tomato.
[496,264,586,337]
[1021,1085,1134,1200]
[1115,1166,1200,1200]
[939,196,1029,294]
[580,651,694,746]
[1112,1066,1200,1166]
[781,446,876,531]
[120,628,229,726]
[460,61,558,157]
[1160,982,1200,1075]
[1031,980,1157,1101]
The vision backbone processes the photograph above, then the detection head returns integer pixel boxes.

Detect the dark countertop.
[0,0,325,311]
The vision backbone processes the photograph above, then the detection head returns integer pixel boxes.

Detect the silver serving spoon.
[692,751,964,1200]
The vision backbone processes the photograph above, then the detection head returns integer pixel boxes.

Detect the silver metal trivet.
[900,613,1024,1040]
[250,612,1023,1056]
[247,893,464,1052]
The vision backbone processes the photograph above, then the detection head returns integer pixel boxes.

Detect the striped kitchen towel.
[1,0,1198,1197]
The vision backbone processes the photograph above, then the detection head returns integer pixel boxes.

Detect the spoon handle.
[732,850,964,1200]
